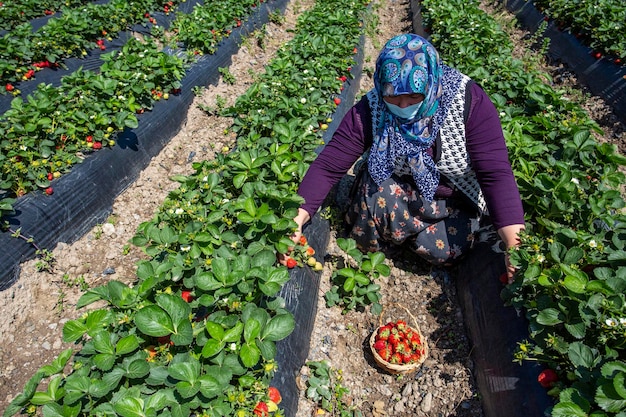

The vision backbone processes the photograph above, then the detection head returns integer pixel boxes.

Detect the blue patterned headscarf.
[367,34,445,201]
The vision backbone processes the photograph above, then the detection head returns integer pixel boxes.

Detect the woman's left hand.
[497,224,525,284]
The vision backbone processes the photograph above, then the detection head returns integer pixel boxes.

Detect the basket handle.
[378,302,419,330]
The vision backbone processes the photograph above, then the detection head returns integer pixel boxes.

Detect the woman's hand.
[497,224,525,284]
[277,208,311,266]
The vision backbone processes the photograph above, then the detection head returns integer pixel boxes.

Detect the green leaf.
[116,335,140,355]
[198,375,222,399]
[244,318,262,343]
[343,276,356,292]
[596,381,626,413]
[93,353,116,372]
[261,313,295,341]
[62,319,88,343]
[563,246,584,264]
[602,361,626,378]
[171,319,193,346]
[39,349,72,376]
[614,372,626,400]
[93,330,114,354]
[176,381,200,399]
[563,274,588,294]
[536,308,563,325]
[552,402,587,417]
[134,305,174,337]
[169,359,200,383]
[125,359,150,379]
[568,342,598,369]
[156,293,191,326]
[201,339,224,358]
[113,397,144,417]
[223,322,244,343]
[240,343,261,368]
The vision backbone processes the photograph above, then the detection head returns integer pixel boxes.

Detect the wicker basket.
[369,304,429,375]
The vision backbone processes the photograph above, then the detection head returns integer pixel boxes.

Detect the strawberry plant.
[304,360,362,417]
[324,238,389,315]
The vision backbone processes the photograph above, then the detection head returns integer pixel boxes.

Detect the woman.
[286,34,524,281]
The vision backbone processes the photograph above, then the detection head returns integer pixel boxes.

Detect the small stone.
[421,392,433,412]
[394,402,406,413]
[402,383,412,396]
[102,267,116,275]
[101,223,115,236]
[41,341,51,350]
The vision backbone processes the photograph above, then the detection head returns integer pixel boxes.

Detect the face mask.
[385,101,422,120]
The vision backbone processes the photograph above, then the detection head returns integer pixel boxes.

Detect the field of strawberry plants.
[1,0,625,416]
[422,0,626,415]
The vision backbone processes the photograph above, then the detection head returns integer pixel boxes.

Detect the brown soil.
[0,0,624,416]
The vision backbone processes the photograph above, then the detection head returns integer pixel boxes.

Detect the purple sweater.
[298,83,525,230]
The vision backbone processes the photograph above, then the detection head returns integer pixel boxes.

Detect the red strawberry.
[86,135,93,142]
[47,172,53,181]
[286,257,297,269]
[253,401,268,416]
[388,333,400,346]
[390,353,403,364]
[181,290,194,303]
[395,319,408,332]
[395,340,411,355]
[538,369,558,388]
[299,235,307,245]
[377,345,392,362]
[93,142,102,150]
[499,272,509,284]
[409,333,422,350]
[373,339,386,350]
[268,387,282,404]
[157,335,172,345]
[45,187,54,195]
[401,352,413,364]
[615,58,622,65]
[377,325,391,341]
[5,83,14,92]
[593,51,602,60]
[333,97,341,106]
[410,352,422,363]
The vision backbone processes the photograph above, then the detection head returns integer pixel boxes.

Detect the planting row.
[422,0,626,415]
[0,0,91,31]
[532,0,625,63]
[0,0,185,88]
[0,0,271,222]
[3,0,367,416]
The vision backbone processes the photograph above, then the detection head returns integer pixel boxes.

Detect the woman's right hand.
[277,208,311,266]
